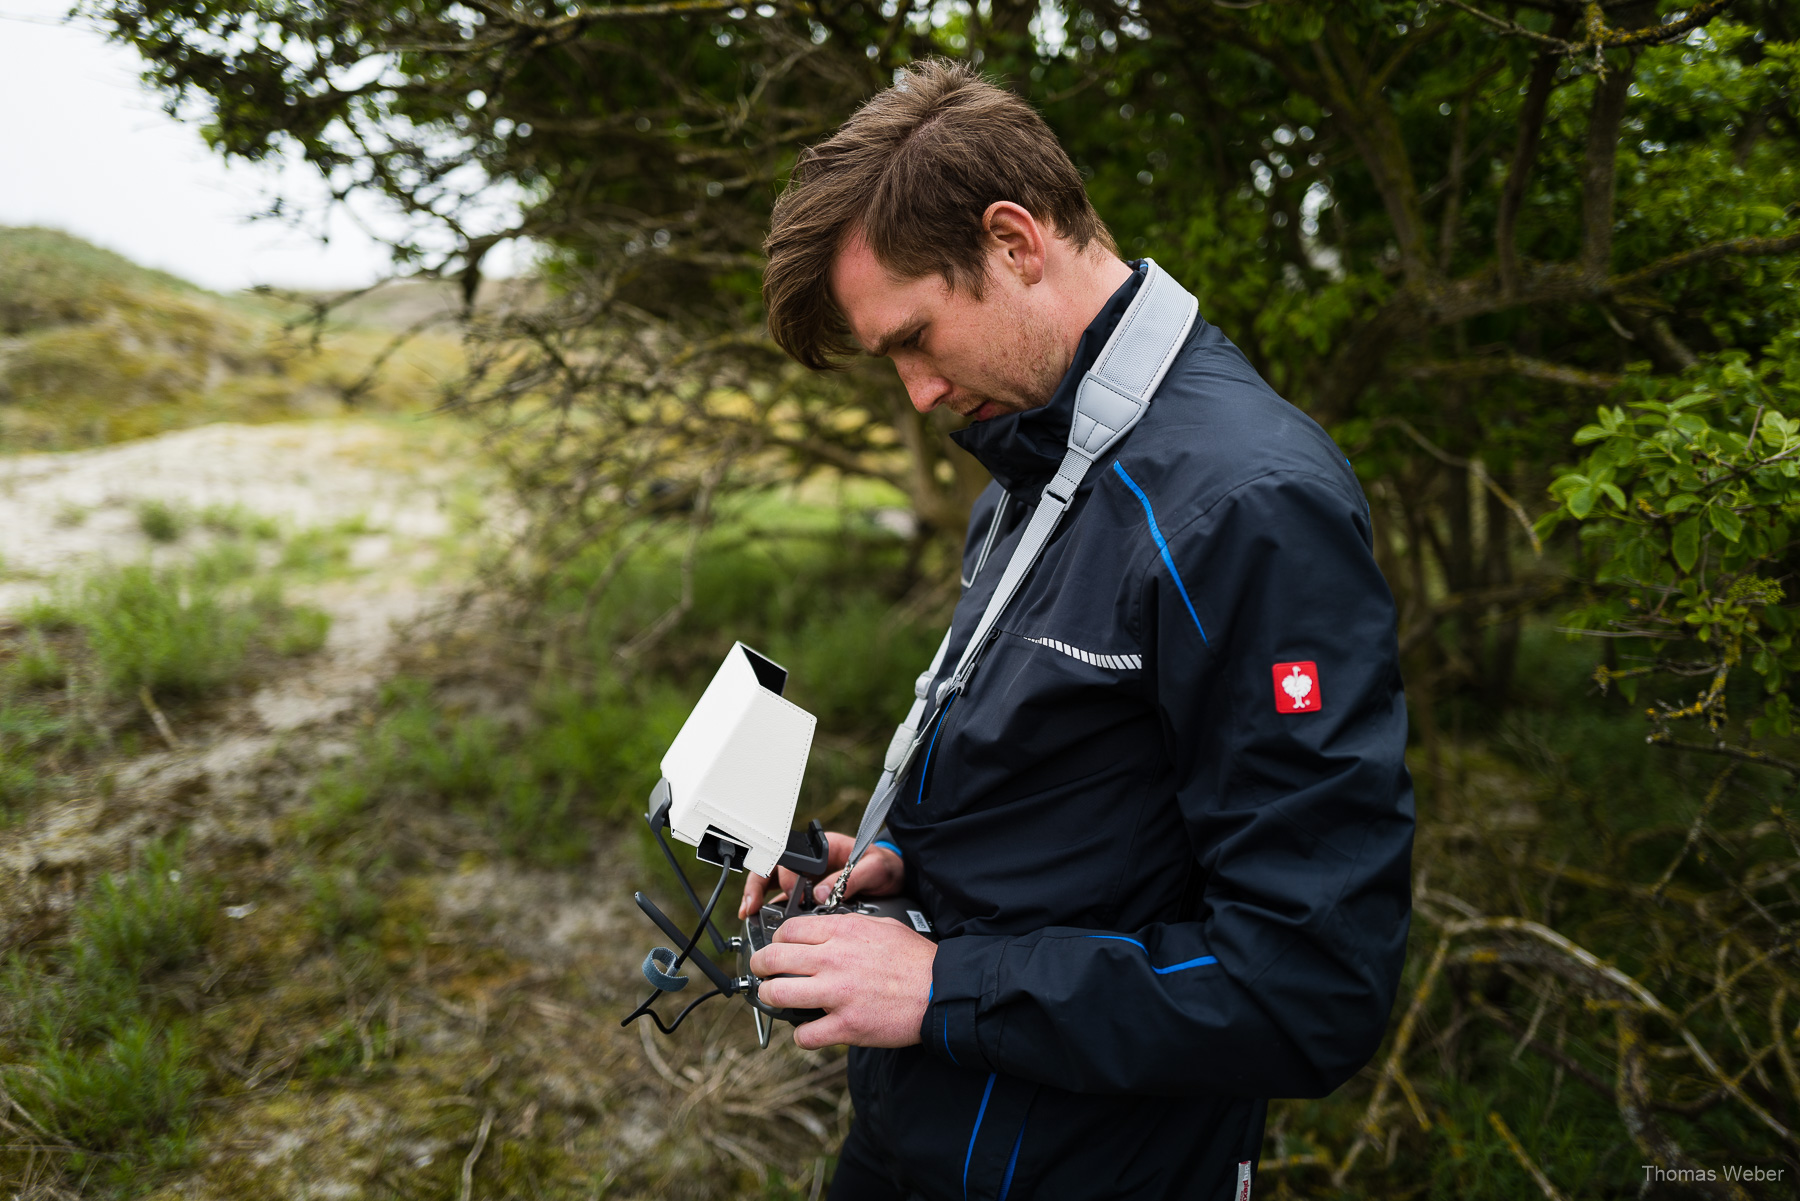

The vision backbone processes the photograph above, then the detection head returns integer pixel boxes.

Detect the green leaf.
[1673,517,1702,572]
[1573,425,1611,444]
[1709,505,1744,542]
[1663,493,1698,513]
[1549,473,1588,500]
[1568,486,1598,519]
[1601,483,1627,509]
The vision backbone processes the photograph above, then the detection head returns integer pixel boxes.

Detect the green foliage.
[31,541,333,702]
[72,838,217,987]
[1544,336,1800,732]
[76,559,257,698]
[134,498,188,543]
[8,632,67,691]
[0,225,200,334]
[299,865,384,946]
[198,502,281,540]
[277,522,358,577]
[273,604,333,656]
[0,759,39,816]
[0,700,72,819]
[17,1018,203,1185]
[1,839,213,1195]
[303,518,935,864]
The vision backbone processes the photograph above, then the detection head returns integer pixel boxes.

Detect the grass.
[298,864,385,947]
[1,839,213,1194]
[0,526,336,830]
[8,632,66,690]
[295,510,938,869]
[0,700,75,819]
[15,540,333,706]
[76,561,256,697]
[198,502,280,540]
[74,839,216,984]
[134,498,187,543]
[273,604,333,656]
[0,224,458,451]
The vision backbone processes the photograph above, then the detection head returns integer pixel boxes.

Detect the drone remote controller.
[625,780,937,1047]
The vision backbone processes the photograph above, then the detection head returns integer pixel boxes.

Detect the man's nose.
[894,359,953,414]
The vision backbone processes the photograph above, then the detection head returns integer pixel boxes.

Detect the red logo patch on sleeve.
[1272,661,1320,713]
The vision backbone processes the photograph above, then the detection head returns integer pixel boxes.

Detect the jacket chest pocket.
[910,632,1148,820]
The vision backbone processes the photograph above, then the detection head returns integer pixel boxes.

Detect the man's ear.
[982,202,1047,286]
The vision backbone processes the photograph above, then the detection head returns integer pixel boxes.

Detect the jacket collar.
[950,260,1148,496]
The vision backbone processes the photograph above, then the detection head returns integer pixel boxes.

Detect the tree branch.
[1610,232,1800,294]
[1580,4,1653,280]
[1310,30,1432,284]
[1404,354,1623,389]
[1434,0,1738,55]
[1496,11,1577,296]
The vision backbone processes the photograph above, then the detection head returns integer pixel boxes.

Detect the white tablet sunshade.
[658,642,817,878]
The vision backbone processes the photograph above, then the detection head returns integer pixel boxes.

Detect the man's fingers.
[755,971,842,1013]
[811,846,904,904]
[792,1014,851,1051]
[738,872,769,919]
[767,913,836,945]
[812,868,848,904]
[748,939,814,980]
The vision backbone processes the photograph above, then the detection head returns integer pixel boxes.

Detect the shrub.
[134,498,187,543]
[78,562,254,697]
[13,1018,202,1188]
[71,839,216,987]
[8,632,66,690]
[273,604,332,656]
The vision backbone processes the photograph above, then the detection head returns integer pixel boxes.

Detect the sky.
[0,1,517,292]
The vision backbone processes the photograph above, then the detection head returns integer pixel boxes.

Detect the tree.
[87,0,1800,707]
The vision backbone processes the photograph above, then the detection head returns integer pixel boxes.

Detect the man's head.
[762,59,1126,420]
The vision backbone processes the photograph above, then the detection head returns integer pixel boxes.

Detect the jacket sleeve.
[920,469,1415,1098]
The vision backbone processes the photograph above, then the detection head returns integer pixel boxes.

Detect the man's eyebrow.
[865,318,924,358]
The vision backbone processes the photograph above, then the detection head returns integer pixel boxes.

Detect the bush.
[273,604,332,656]
[7,632,66,690]
[78,562,254,697]
[14,1018,202,1179]
[134,498,187,543]
[72,839,216,987]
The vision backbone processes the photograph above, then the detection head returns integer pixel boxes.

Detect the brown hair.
[762,58,1114,370]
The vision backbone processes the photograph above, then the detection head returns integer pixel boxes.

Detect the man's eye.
[901,329,924,351]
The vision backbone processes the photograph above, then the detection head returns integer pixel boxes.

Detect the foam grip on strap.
[642,947,689,992]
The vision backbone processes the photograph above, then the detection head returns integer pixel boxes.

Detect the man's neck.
[1049,249,1134,370]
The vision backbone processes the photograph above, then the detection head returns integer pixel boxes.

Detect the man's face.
[829,228,1068,422]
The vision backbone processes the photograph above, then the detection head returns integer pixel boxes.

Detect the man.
[740,60,1413,1200]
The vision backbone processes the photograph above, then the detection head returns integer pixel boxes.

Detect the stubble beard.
[956,307,1071,420]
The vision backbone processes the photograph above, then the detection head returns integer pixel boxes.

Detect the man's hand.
[737,831,903,919]
[749,913,935,1049]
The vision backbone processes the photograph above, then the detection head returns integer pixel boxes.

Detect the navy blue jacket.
[845,265,1415,1200]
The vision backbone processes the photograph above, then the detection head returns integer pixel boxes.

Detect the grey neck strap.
[832,261,1199,901]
